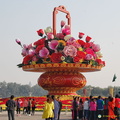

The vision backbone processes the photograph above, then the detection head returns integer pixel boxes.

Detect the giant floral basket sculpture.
[16,6,105,95]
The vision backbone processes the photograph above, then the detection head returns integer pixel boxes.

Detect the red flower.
[37,29,44,37]
[77,40,85,47]
[73,56,80,63]
[34,38,45,46]
[84,43,90,48]
[96,59,103,65]
[78,32,85,39]
[23,55,32,64]
[86,36,92,42]
[51,53,62,63]
[77,51,86,59]
[73,51,86,63]
[35,45,44,53]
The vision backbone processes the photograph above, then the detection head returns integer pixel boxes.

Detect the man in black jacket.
[6,95,16,120]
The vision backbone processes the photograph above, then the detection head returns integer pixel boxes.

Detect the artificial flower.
[77,40,85,47]
[76,51,86,59]
[37,29,44,37]
[85,36,92,42]
[63,45,77,57]
[44,27,53,34]
[78,32,85,39]
[65,25,70,29]
[28,49,35,56]
[56,33,64,39]
[64,35,71,41]
[35,45,44,53]
[61,20,66,28]
[96,52,103,58]
[62,28,71,36]
[58,40,66,46]
[51,53,62,63]
[15,39,22,47]
[48,40,59,50]
[85,54,93,60]
[23,55,32,65]
[34,38,45,46]
[92,44,100,52]
[47,33,54,40]
[39,47,49,58]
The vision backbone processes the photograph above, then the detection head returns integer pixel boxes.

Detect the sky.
[0,0,120,88]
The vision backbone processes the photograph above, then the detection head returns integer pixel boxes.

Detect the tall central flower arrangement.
[16,22,105,68]
[16,6,105,95]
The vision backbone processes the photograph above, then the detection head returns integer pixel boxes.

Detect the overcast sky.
[0,0,120,88]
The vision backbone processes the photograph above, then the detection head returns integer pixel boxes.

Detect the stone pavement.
[0,111,72,120]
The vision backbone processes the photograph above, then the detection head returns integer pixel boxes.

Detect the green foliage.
[0,81,48,98]
[0,81,120,98]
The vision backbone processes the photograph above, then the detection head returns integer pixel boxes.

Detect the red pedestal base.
[38,71,86,95]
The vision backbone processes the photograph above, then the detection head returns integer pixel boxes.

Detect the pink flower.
[28,49,35,56]
[21,49,28,56]
[56,33,64,39]
[67,39,81,48]
[32,56,38,62]
[21,44,30,56]
[61,20,66,28]
[63,45,77,57]
[15,39,22,47]
[62,28,71,36]
[85,54,93,60]
[85,48,96,58]
[47,33,54,40]
[48,40,59,50]
[79,32,85,39]
[39,47,49,58]
[65,25,70,29]
[86,36,92,42]
[92,44,100,52]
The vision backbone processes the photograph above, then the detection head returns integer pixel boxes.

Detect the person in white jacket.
[83,98,89,120]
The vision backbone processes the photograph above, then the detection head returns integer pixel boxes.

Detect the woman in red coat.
[108,96,116,120]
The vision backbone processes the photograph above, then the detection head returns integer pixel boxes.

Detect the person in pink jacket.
[89,98,97,120]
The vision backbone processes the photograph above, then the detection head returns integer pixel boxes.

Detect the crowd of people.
[5,94,120,120]
[6,95,36,120]
[71,95,120,120]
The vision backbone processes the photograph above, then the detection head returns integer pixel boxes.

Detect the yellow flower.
[78,47,83,51]
[58,40,66,46]
[79,59,84,63]
[31,61,36,65]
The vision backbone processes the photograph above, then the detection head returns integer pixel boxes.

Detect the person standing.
[56,97,62,120]
[108,96,115,120]
[115,94,120,120]
[23,98,28,114]
[16,98,21,115]
[31,98,36,115]
[83,98,89,120]
[6,95,16,120]
[51,95,60,120]
[72,97,78,120]
[27,98,32,116]
[89,98,97,120]
[78,98,83,120]
[97,96,104,120]
[42,95,54,120]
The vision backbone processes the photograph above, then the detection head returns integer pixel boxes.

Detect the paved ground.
[0,111,72,120]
